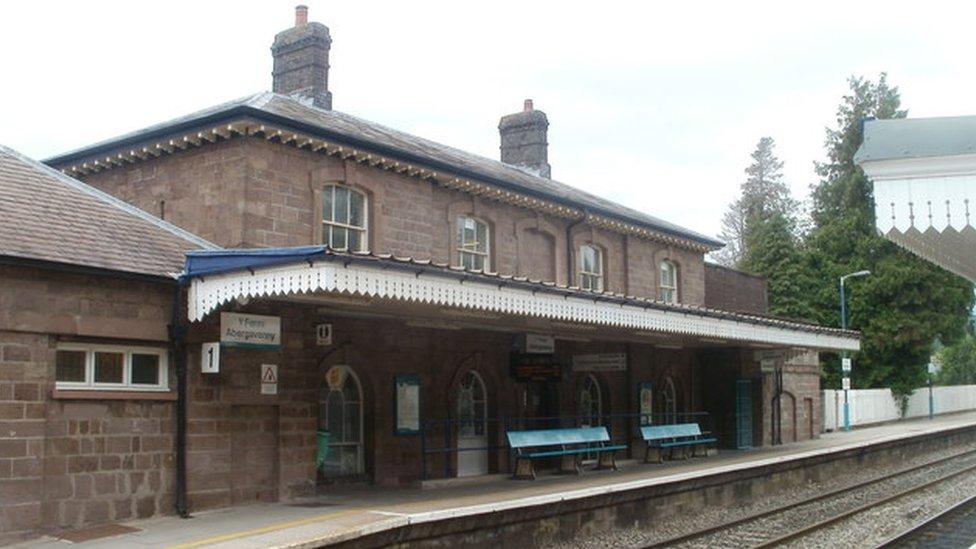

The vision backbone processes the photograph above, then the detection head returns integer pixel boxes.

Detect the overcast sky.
[2,1,974,241]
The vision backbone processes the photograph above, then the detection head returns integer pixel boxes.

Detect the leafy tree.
[805,74,975,396]
[740,212,817,320]
[935,336,976,386]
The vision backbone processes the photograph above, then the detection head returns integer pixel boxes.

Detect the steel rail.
[873,491,976,548]
[643,447,976,548]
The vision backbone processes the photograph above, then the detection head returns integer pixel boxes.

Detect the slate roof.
[856,115,976,163]
[46,92,725,249]
[0,145,217,278]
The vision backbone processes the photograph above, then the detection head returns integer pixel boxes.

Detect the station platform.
[14,411,976,549]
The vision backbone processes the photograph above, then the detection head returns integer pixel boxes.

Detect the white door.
[456,371,488,477]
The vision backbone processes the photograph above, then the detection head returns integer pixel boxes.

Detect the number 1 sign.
[201,342,220,373]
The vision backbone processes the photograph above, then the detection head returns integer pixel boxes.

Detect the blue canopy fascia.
[182,246,328,280]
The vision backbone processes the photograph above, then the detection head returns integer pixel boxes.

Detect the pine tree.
[805,74,974,395]
[716,137,798,267]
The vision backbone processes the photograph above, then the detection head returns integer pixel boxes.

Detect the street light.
[839,270,870,432]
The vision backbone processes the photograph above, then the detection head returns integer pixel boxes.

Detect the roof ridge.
[0,144,218,251]
[267,93,724,247]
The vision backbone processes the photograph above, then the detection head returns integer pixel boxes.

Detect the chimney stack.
[499,99,551,178]
[271,5,332,110]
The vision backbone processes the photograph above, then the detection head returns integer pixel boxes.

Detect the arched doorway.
[659,376,677,424]
[319,365,364,478]
[456,371,488,477]
[578,374,603,426]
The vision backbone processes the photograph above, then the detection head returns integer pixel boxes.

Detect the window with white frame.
[578,244,603,292]
[322,184,367,251]
[659,260,678,303]
[456,216,489,271]
[55,344,169,391]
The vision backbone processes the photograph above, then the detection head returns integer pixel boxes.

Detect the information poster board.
[395,374,421,435]
[638,382,654,425]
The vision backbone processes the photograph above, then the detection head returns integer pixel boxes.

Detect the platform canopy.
[857,116,976,282]
[183,247,859,352]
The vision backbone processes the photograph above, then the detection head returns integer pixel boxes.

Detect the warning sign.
[261,364,278,395]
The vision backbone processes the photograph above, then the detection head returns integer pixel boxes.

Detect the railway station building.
[0,7,859,541]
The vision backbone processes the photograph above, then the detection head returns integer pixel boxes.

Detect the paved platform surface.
[14,411,976,549]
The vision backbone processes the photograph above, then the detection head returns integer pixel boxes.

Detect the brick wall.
[79,137,709,306]
[703,263,768,314]
[0,265,175,542]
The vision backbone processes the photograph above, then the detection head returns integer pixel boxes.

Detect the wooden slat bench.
[507,426,627,480]
[640,423,717,463]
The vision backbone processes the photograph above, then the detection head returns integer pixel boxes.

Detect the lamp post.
[840,270,870,432]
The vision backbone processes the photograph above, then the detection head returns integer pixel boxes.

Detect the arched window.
[578,375,602,426]
[659,376,677,424]
[457,371,487,437]
[578,245,603,292]
[319,366,364,476]
[322,185,367,251]
[659,260,678,303]
[456,216,490,271]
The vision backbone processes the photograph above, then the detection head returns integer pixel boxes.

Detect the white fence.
[823,385,976,431]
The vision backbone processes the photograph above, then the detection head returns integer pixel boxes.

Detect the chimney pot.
[272,6,333,109]
[499,101,551,178]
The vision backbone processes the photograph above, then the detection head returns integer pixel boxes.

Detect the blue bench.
[507,426,627,480]
[640,423,717,463]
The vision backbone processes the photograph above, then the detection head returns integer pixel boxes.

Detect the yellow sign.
[326,367,345,390]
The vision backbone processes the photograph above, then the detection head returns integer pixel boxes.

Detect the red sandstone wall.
[0,266,175,542]
[703,263,768,314]
[79,137,708,305]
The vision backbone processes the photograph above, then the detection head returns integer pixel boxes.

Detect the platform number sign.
[201,342,220,374]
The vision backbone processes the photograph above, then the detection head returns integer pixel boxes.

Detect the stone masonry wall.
[79,136,709,305]
[0,265,175,542]
[704,264,768,314]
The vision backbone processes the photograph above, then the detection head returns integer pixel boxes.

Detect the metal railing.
[420,411,712,479]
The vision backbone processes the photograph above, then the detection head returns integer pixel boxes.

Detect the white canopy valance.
[186,257,859,352]
[863,156,976,282]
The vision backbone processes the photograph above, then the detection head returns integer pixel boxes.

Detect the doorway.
[319,365,364,479]
[735,379,753,449]
[456,371,488,477]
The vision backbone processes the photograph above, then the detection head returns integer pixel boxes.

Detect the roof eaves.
[44,100,724,251]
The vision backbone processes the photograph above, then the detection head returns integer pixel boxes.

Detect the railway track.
[643,448,976,548]
[876,492,976,548]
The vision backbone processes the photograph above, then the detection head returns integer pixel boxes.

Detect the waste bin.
[316,430,330,470]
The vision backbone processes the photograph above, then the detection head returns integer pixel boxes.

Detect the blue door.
[736,379,753,449]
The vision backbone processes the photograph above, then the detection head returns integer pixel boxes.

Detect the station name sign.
[220,313,281,349]
[571,353,627,372]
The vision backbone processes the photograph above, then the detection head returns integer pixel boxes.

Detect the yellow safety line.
[166,507,366,549]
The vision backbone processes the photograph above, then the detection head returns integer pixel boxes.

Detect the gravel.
[543,442,976,548]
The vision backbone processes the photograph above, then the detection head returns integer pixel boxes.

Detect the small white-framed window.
[456,216,489,271]
[55,344,169,391]
[659,260,678,303]
[578,244,603,292]
[322,184,368,252]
